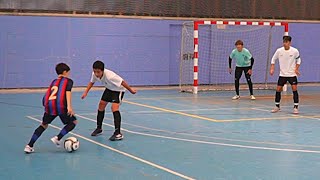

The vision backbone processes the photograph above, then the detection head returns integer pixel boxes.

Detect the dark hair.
[55,63,70,75]
[235,40,244,46]
[283,36,292,42]
[93,60,104,71]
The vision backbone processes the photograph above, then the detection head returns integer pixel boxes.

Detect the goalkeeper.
[229,40,256,100]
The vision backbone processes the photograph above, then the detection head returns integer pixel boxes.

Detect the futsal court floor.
[1,86,320,180]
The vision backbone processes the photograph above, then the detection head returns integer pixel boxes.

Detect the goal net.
[179,20,289,94]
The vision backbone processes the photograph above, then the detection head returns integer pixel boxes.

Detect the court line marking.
[117,119,320,148]
[123,100,219,122]
[26,116,195,180]
[76,114,320,154]
[29,114,320,148]
[123,100,306,122]
[252,108,320,120]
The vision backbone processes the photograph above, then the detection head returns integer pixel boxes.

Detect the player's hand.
[81,92,87,99]
[228,68,232,74]
[295,69,301,76]
[270,69,274,76]
[248,69,252,75]
[130,88,137,94]
[67,107,75,116]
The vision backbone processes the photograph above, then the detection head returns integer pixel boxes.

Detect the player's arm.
[66,80,75,116]
[295,50,301,76]
[228,50,234,74]
[121,80,137,94]
[81,82,94,99]
[249,57,254,69]
[270,50,279,76]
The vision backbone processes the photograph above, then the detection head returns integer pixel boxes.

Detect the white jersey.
[90,69,126,92]
[271,46,301,77]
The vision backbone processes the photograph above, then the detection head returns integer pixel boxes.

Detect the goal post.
[179,20,289,94]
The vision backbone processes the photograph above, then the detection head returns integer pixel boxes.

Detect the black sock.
[293,91,299,108]
[57,122,76,140]
[235,79,240,96]
[28,125,46,147]
[275,91,281,108]
[113,111,121,134]
[97,110,105,129]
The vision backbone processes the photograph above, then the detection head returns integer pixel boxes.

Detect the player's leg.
[289,77,299,114]
[244,67,255,100]
[109,91,125,141]
[51,115,78,147]
[91,88,110,136]
[271,77,286,113]
[24,113,55,153]
[232,67,242,100]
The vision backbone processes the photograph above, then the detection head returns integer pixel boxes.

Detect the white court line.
[119,121,320,148]
[76,114,320,154]
[26,116,195,180]
[35,114,320,148]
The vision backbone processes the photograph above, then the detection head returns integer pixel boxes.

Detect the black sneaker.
[109,133,123,141]
[91,128,103,136]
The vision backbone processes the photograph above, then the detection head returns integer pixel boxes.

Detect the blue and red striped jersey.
[43,77,73,115]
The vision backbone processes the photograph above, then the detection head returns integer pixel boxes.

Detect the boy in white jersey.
[81,60,137,141]
[229,40,256,100]
[270,36,301,114]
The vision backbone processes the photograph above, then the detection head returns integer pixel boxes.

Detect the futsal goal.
[179,20,289,94]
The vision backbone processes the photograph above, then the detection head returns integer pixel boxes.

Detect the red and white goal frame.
[192,20,289,94]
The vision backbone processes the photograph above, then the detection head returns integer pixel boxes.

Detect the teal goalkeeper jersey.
[229,48,253,67]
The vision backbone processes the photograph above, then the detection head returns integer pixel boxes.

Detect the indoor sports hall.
[1,1,320,180]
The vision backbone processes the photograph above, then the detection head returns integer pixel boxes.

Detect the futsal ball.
[64,137,80,152]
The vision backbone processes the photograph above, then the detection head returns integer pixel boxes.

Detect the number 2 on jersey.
[49,86,58,100]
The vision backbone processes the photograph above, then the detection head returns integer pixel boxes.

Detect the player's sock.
[275,91,281,108]
[293,90,299,108]
[97,110,105,129]
[113,111,121,134]
[28,125,46,147]
[57,122,76,140]
[235,79,240,96]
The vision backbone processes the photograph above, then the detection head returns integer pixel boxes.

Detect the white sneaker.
[293,108,299,114]
[24,145,34,154]
[250,95,256,100]
[271,107,280,113]
[232,95,240,100]
[50,136,61,147]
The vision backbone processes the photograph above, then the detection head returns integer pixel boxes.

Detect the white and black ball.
[64,137,80,152]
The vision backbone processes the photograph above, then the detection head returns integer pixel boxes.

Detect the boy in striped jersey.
[24,63,77,153]
[270,36,301,114]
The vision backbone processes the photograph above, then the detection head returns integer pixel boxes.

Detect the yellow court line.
[123,100,219,122]
[123,100,314,123]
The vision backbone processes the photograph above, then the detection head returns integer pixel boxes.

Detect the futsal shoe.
[24,145,34,154]
[293,108,299,114]
[109,133,123,141]
[232,95,240,100]
[91,128,103,136]
[250,95,256,100]
[50,136,61,147]
[271,107,280,113]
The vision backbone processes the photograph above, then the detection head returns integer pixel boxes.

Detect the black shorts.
[277,76,298,86]
[235,67,251,80]
[42,112,77,125]
[101,88,124,103]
